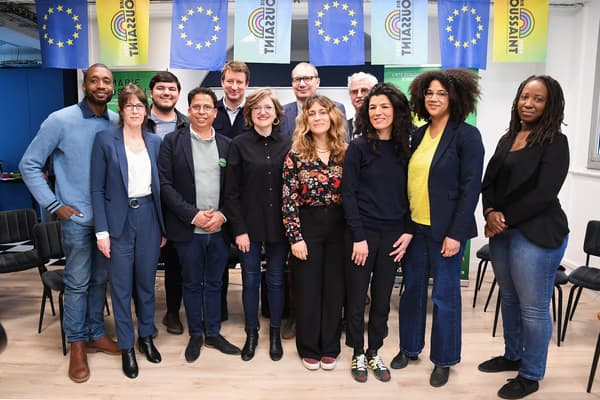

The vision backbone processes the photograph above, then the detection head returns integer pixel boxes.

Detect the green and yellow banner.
[493,0,549,63]
[96,0,149,66]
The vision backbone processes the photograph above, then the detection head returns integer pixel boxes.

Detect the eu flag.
[308,0,364,66]
[35,0,88,69]
[170,0,228,71]
[438,0,490,69]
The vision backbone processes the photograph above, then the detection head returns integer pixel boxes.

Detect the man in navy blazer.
[279,62,347,138]
[158,87,240,362]
[212,61,251,139]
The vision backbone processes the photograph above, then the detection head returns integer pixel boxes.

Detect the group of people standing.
[19,60,570,400]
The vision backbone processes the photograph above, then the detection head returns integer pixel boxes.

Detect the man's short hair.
[221,61,250,83]
[82,63,112,83]
[187,86,218,107]
[347,72,378,91]
[149,71,181,91]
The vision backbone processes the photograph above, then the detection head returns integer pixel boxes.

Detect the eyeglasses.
[424,90,449,99]
[350,88,370,96]
[292,76,317,84]
[252,105,274,113]
[123,103,146,112]
[190,104,215,113]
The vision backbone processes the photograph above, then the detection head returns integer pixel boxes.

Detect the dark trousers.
[174,232,229,337]
[294,206,345,359]
[161,241,182,314]
[345,228,401,352]
[108,197,161,350]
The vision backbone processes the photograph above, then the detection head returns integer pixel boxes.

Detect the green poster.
[385,66,478,282]
[108,71,157,113]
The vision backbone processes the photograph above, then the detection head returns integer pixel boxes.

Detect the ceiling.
[0,0,588,67]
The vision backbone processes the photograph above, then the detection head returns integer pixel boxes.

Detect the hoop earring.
[273,117,280,126]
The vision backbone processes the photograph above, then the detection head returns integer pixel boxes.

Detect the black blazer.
[411,120,484,242]
[158,126,231,242]
[482,133,569,248]
[212,98,251,139]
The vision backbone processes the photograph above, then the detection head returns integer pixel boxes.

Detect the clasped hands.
[193,208,225,233]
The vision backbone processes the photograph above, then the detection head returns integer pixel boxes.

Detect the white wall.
[86,3,600,270]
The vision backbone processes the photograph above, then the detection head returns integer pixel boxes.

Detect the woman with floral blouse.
[281,95,347,371]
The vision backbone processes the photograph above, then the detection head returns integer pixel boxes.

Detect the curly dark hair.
[355,82,413,165]
[409,68,480,122]
[501,75,565,145]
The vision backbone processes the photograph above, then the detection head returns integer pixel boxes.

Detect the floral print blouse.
[281,150,343,243]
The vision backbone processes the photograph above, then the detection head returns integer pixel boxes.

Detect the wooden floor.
[0,265,599,400]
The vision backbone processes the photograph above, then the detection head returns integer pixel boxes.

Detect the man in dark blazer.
[346,72,378,141]
[212,61,251,139]
[158,87,240,363]
[279,62,347,138]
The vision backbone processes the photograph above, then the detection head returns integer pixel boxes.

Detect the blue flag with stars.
[308,0,364,66]
[170,0,228,71]
[35,0,88,69]
[438,0,490,69]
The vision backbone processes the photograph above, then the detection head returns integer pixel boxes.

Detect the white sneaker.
[302,357,320,370]
[320,356,337,370]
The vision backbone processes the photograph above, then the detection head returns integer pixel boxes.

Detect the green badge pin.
[219,158,227,168]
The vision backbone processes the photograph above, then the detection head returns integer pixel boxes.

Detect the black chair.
[32,221,68,355]
[472,244,492,308]
[491,265,568,346]
[0,208,46,276]
[561,220,600,343]
[588,329,600,393]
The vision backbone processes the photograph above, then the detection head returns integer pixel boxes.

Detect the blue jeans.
[239,241,288,330]
[399,224,464,367]
[60,220,107,343]
[490,229,568,381]
[174,232,229,337]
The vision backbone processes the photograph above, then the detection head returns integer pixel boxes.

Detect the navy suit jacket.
[411,120,484,242]
[279,100,347,138]
[212,98,250,139]
[158,126,230,242]
[91,128,164,238]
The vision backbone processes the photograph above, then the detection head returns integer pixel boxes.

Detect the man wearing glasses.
[280,62,347,137]
[347,72,378,141]
[158,87,240,363]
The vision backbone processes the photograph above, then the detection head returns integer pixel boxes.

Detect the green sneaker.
[351,353,368,383]
[367,352,391,382]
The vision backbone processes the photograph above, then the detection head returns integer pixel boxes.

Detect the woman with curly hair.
[343,83,414,383]
[281,95,346,371]
[390,69,484,387]
[478,76,569,400]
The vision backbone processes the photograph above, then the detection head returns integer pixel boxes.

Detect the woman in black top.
[342,83,414,383]
[478,76,569,400]
[224,88,291,361]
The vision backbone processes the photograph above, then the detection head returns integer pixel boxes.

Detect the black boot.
[121,349,139,379]
[241,328,259,361]
[138,336,162,363]
[269,326,283,361]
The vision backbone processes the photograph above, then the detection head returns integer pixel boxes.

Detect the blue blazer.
[158,126,230,242]
[279,100,347,138]
[91,128,165,238]
[411,120,484,242]
[212,98,251,139]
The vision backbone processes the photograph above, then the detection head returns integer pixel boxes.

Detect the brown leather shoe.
[69,341,90,383]
[87,336,120,355]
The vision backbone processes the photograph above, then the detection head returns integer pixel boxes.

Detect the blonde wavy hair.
[291,95,346,164]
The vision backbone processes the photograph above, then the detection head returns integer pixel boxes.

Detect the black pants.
[161,241,182,314]
[294,206,345,359]
[345,228,401,352]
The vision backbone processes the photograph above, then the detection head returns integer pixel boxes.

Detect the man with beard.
[20,64,120,383]
[145,71,188,336]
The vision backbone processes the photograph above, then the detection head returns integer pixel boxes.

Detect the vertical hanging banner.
[170,0,228,70]
[370,0,428,66]
[308,0,365,66]
[493,0,549,62]
[438,0,490,70]
[35,0,89,68]
[96,0,150,66]
[234,0,292,64]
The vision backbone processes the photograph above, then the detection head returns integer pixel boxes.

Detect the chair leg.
[484,279,497,312]
[562,285,578,342]
[48,290,56,317]
[570,286,584,321]
[38,287,48,334]
[493,289,501,337]
[59,291,66,356]
[473,259,485,308]
[555,285,563,347]
[551,291,556,322]
[588,332,600,393]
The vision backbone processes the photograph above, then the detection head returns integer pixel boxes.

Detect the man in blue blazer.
[279,62,347,138]
[158,87,240,363]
